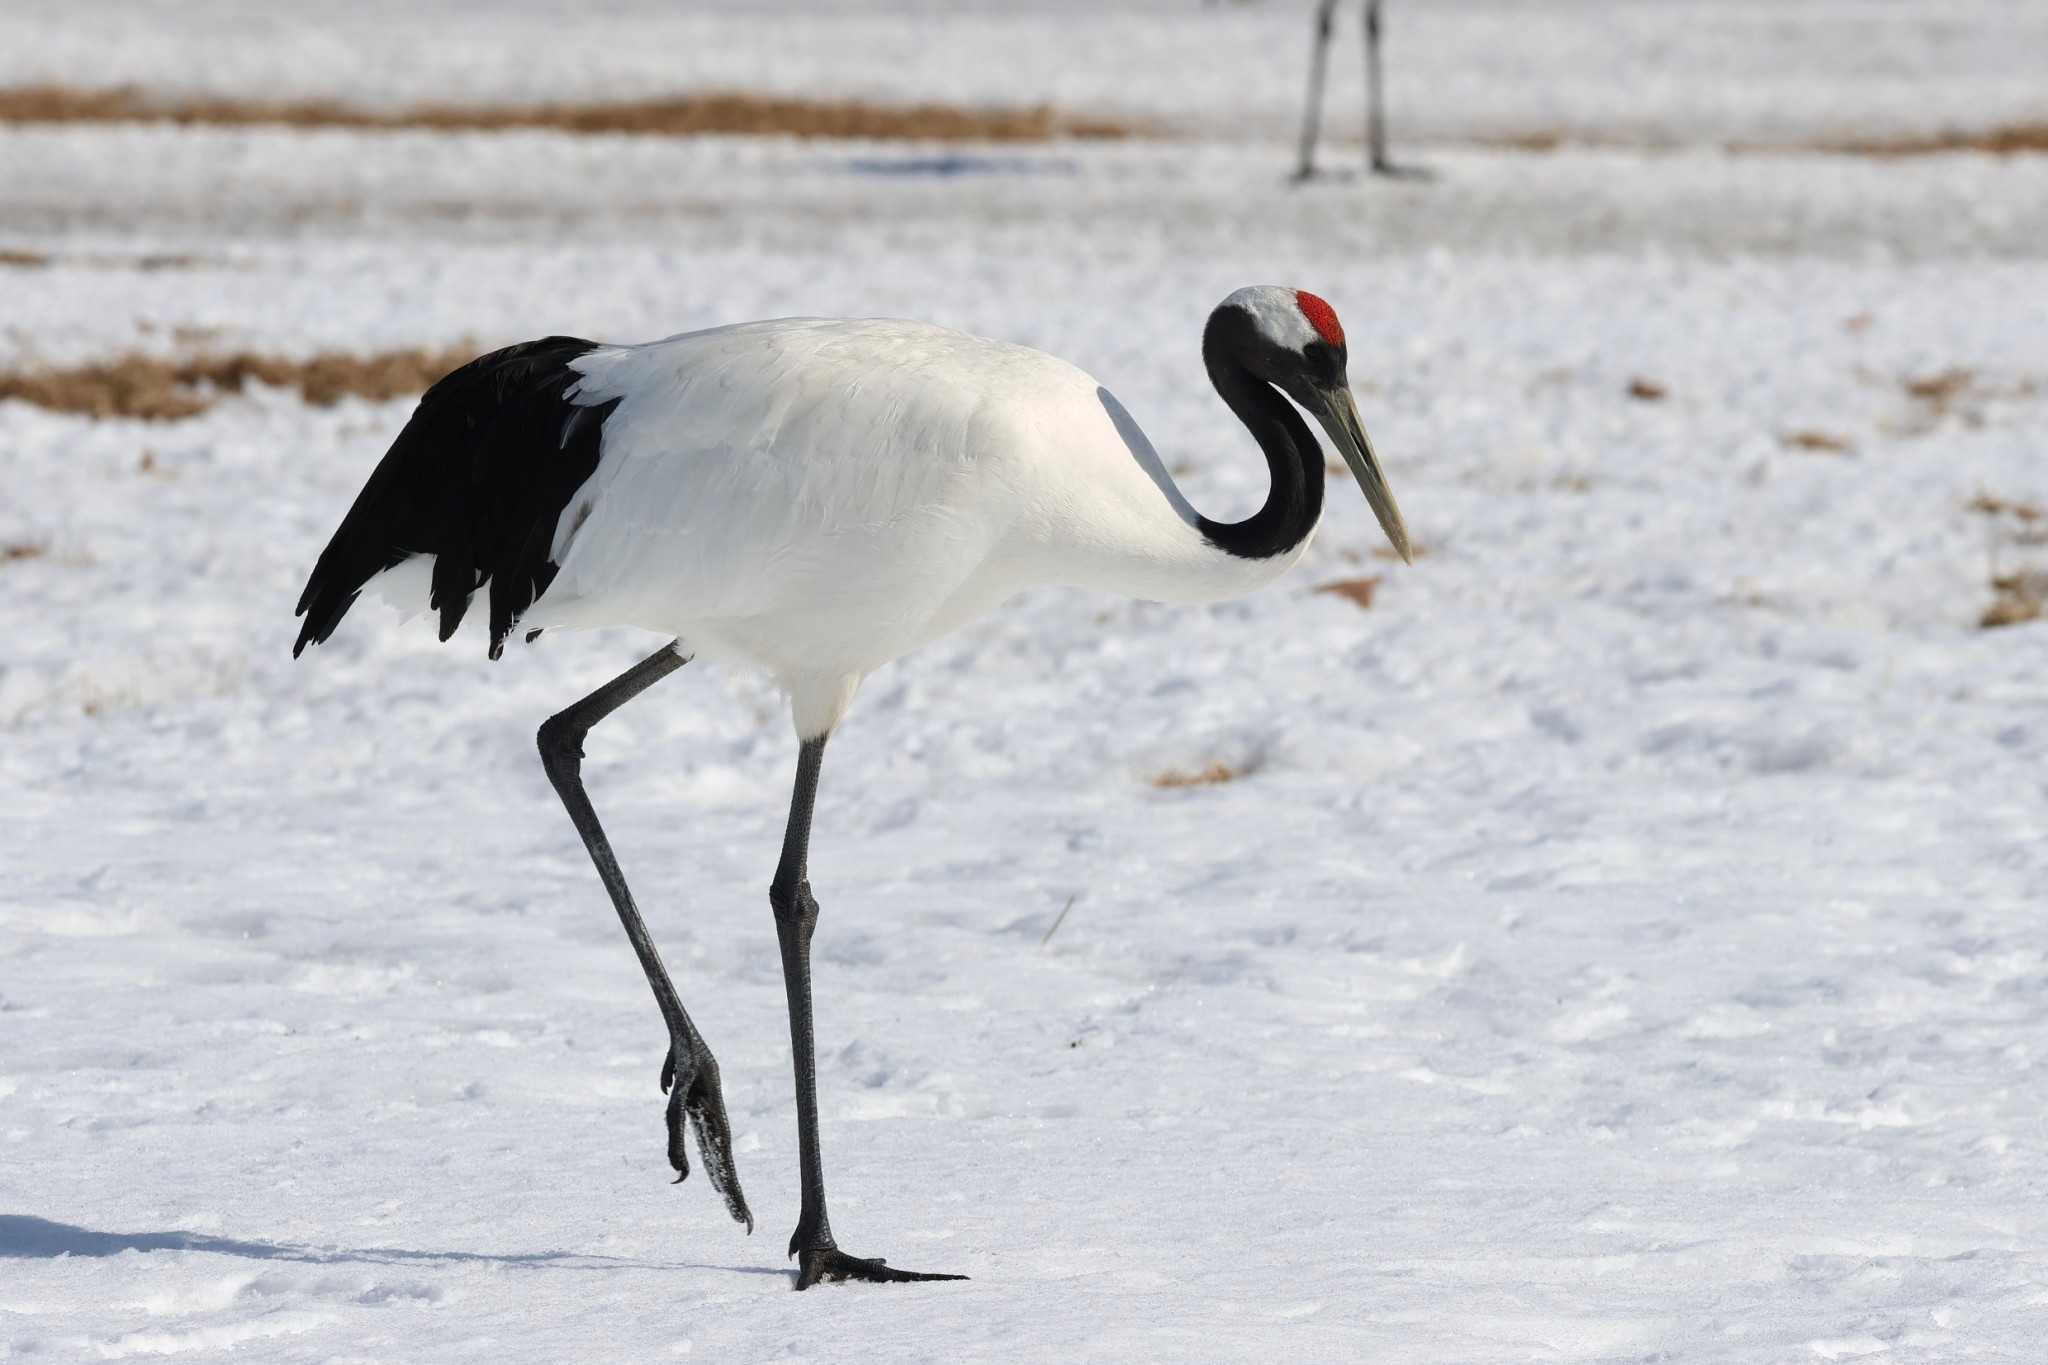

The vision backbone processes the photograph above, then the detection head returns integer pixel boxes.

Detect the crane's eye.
[1302,341,1344,387]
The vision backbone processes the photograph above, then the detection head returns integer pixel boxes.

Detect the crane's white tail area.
[292,336,618,660]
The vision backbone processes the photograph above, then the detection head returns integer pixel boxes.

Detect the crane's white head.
[1210,286,1411,563]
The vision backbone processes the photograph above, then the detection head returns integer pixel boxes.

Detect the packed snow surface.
[5,0,2047,144]
[3,2,2046,1361]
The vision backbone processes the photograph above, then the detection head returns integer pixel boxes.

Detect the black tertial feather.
[291,336,618,660]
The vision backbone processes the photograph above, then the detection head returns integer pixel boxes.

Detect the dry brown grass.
[1885,368,2041,435]
[1969,493,2048,629]
[3,540,49,563]
[1,248,210,270]
[1983,574,2045,629]
[0,84,1133,142]
[1481,131,1570,154]
[1807,124,2048,158]
[1904,367,1977,412]
[1314,575,1382,609]
[1969,493,2045,524]
[0,345,477,419]
[1477,123,2048,158]
[1781,429,1854,454]
[17,84,2035,156]
[1150,762,1244,790]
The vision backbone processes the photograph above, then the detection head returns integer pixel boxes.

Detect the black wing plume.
[291,336,618,660]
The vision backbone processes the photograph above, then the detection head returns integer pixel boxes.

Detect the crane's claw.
[793,1247,968,1291]
[661,1043,753,1232]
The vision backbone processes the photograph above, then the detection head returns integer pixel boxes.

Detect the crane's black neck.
[1196,309,1326,562]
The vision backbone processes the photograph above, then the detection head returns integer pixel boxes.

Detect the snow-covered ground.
[4,3,2047,1360]
[5,0,2047,145]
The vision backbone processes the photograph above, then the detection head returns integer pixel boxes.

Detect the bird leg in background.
[1294,0,1342,180]
[1364,0,1390,173]
[1296,1,1429,183]
[536,643,754,1231]
[771,734,968,1290]
[1363,2,1433,179]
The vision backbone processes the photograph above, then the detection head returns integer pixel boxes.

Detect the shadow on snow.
[0,1214,783,1277]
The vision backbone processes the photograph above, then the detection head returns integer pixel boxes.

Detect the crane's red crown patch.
[1295,291,1344,349]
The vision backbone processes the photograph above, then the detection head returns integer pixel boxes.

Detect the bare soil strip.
[0,346,478,419]
[0,85,1132,141]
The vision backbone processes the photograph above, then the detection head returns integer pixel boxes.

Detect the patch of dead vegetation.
[0,84,1134,142]
[1806,123,2048,158]
[1885,367,2041,434]
[1314,575,1382,609]
[0,344,478,419]
[1983,574,2045,629]
[1150,761,1245,790]
[1781,429,1854,454]
[1626,376,1668,401]
[1474,123,2048,159]
[1904,367,1977,414]
[3,540,49,563]
[1,248,211,271]
[1969,493,2045,525]
[1969,492,2048,629]
[1481,130,1570,154]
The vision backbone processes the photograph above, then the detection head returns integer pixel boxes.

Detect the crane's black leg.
[1364,0,1391,174]
[1362,1,1431,179]
[772,734,966,1290]
[537,642,753,1232]
[1293,0,1342,181]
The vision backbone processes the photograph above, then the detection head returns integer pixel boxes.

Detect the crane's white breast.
[524,318,1127,681]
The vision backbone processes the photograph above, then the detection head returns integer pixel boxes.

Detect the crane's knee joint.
[536,713,586,770]
[769,878,819,935]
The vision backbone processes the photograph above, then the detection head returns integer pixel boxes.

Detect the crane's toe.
[793,1247,968,1291]
[661,1044,753,1232]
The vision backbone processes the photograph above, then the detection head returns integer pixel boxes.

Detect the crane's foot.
[661,1043,753,1232]
[794,1246,968,1291]
[1289,165,1363,187]
[1369,158,1436,181]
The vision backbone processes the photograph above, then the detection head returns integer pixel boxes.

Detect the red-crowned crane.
[292,286,1411,1289]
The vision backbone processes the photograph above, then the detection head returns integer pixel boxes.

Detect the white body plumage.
[519,318,1310,735]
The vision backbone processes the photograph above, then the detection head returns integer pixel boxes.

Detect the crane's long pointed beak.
[1310,386,1411,564]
